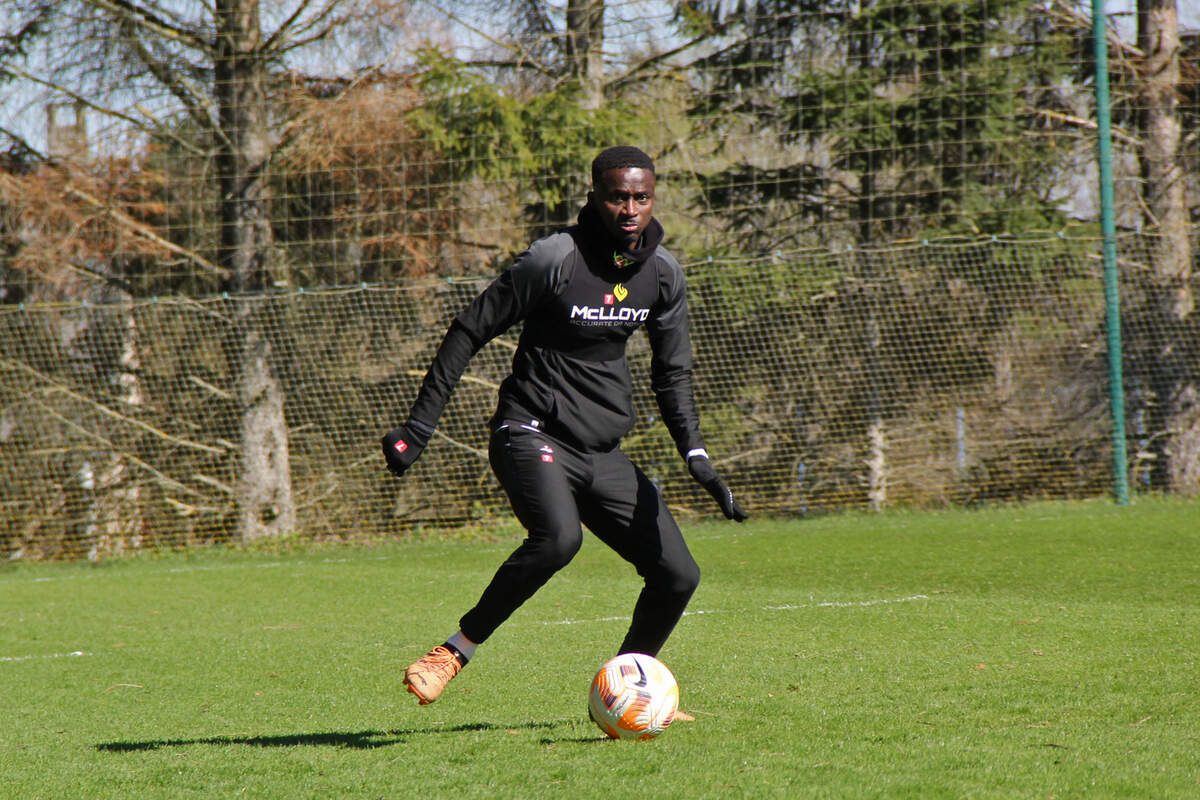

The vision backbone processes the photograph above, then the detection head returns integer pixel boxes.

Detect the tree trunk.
[565,0,605,109]
[88,297,146,561]
[1137,0,1199,494]
[215,0,295,539]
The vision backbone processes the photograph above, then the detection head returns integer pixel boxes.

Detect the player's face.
[590,167,655,249]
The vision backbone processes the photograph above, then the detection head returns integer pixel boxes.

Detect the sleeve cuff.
[406,418,436,438]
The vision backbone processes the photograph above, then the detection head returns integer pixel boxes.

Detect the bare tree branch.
[605,18,736,93]
[64,184,230,279]
[0,59,209,156]
[262,0,318,51]
[1031,107,1140,146]
[1,357,226,457]
[273,22,355,57]
[262,0,346,54]
[415,0,557,76]
[0,123,47,161]
[121,24,223,140]
[76,0,211,51]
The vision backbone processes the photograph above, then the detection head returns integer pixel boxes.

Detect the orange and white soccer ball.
[588,653,679,740]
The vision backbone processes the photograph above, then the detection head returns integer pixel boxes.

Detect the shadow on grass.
[97,721,575,752]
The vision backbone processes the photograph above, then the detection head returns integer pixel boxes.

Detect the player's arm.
[645,256,747,522]
[381,321,477,476]
[382,238,568,477]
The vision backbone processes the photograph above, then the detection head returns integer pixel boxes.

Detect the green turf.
[2,498,1198,798]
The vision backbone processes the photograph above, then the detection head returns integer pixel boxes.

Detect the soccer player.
[382,145,747,707]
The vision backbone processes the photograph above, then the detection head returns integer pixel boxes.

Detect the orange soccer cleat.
[403,644,466,705]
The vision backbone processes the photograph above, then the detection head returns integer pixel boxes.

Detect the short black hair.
[591,146,655,186]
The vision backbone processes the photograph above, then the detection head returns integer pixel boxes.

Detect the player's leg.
[406,424,586,704]
[578,448,700,658]
[458,424,588,642]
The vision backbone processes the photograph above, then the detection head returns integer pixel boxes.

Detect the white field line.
[2,597,929,660]
[1,650,93,663]
[545,594,930,626]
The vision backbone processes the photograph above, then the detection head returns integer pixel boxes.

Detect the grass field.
[3,498,1198,799]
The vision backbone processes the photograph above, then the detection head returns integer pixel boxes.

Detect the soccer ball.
[587,652,679,740]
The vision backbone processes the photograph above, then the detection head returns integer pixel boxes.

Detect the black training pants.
[457,422,701,656]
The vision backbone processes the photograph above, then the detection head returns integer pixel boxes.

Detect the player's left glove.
[687,454,748,522]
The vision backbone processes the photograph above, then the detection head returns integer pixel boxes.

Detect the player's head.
[590,146,655,186]
[588,146,656,249]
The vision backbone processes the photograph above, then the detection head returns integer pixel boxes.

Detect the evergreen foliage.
[678,0,1081,248]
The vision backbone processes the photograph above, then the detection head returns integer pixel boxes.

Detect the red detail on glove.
[394,440,408,453]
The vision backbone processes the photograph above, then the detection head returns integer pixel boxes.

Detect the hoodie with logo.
[403,205,706,458]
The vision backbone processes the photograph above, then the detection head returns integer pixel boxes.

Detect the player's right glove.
[381,422,431,477]
[687,454,748,522]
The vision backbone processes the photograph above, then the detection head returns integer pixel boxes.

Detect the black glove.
[687,455,748,522]
[381,423,430,477]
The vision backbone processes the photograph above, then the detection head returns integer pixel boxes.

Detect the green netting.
[3,234,1163,559]
[1,1,1197,558]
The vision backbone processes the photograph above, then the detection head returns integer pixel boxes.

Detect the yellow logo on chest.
[613,283,629,302]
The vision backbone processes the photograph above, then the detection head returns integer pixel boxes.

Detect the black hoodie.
[404,205,706,458]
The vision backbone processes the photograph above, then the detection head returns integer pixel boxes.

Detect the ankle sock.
[445,631,477,664]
